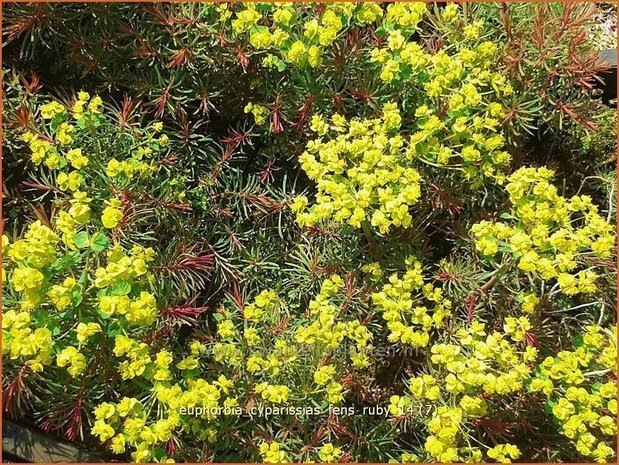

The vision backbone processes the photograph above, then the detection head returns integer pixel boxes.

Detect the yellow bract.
[372,258,451,347]
[2,310,53,372]
[293,103,422,234]
[56,346,87,377]
[530,326,617,463]
[472,167,615,296]
[260,442,288,464]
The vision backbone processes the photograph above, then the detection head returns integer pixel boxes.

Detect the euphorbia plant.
[1,2,616,464]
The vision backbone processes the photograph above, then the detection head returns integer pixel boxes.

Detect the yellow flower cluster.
[24,94,165,213]
[7,92,216,463]
[54,191,92,247]
[318,442,343,463]
[212,341,242,366]
[2,310,53,372]
[244,102,269,125]
[57,171,83,191]
[2,211,159,384]
[24,94,98,171]
[237,3,356,69]
[114,336,172,381]
[243,288,278,322]
[56,122,75,145]
[66,147,89,169]
[56,346,87,377]
[40,101,65,119]
[472,167,615,296]
[47,277,77,311]
[92,370,240,461]
[231,6,262,33]
[369,6,512,183]
[92,245,157,325]
[292,275,373,403]
[260,442,288,464]
[292,84,511,233]
[76,322,101,342]
[175,340,206,371]
[99,291,157,327]
[105,157,151,179]
[72,92,103,117]
[101,198,124,229]
[6,221,59,269]
[421,406,500,463]
[255,382,291,404]
[371,257,451,347]
[203,279,373,413]
[295,275,372,362]
[487,444,522,463]
[389,318,536,463]
[105,128,161,181]
[292,103,422,234]
[92,397,178,462]
[22,131,55,166]
[314,364,336,385]
[206,291,297,405]
[94,244,154,288]
[5,221,60,309]
[384,2,427,29]
[236,3,437,73]
[530,325,617,463]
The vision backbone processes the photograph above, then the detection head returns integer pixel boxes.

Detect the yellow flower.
[48,277,77,310]
[487,444,520,463]
[56,346,87,377]
[66,148,89,169]
[40,101,65,119]
[126,291,158,326]
[231,8,262,33]
[110,435,126,454]
[244,102,269,125]
[57,171,82,191]
[521,293,539,313]
[101,199,123,229]
[259,442,287,464]
[287,40,307,67]
[356,3,383,24]
[314,365,336,385]
[92,419,115,442]
[11,267,44,294]
[308,45,322,68]
[273,8,294,26]
[518,250,539,272]
[76,322,101,342]
[249,29,272,49]
[255,383,290,404]
[318,443,343,463]
[88,96,103,112]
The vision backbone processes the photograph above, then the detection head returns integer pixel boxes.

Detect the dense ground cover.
[2,2,617,463]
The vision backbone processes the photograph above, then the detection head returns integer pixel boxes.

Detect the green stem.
[361,220,379,261]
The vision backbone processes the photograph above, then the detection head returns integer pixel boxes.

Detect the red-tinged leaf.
[466,294,478,324]
[525,331,539,347]
[236,45,249,70]
[163,305,209,325]
[166,47,192,69]
[271,94,284,133]
[3,365,32,418]
[294,94,314,132]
